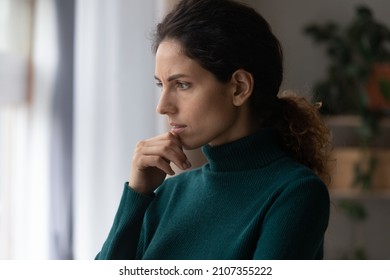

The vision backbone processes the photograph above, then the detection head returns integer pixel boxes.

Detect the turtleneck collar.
[201,128,287,172]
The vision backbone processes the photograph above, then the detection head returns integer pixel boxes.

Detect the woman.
[96,0,331,260]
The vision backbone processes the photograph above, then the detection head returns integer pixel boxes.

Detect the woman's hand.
[129,132,191,195]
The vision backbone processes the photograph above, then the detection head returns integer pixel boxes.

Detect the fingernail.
[184,160,192,169]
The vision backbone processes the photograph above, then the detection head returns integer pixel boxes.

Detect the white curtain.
[0,0,58,259]
[73,0,161,259]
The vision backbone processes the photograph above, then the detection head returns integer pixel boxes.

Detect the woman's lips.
[170,123,187,134]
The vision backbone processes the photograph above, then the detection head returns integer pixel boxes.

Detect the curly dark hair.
[275,94,332,184]
[153,0,332,184]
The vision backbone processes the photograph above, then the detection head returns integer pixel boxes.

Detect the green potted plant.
[304,5,390,191]
[304,5,390,115]
[304,5,390,259]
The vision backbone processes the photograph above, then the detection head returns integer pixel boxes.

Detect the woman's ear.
[231,69,254,106]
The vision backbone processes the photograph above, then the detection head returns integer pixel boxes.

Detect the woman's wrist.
[127,182,155,197]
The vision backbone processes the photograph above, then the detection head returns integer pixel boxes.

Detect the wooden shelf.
[324,115,390,148]
[330,189,390,200]
[324,115,390,127]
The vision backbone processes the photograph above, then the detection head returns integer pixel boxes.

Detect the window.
[0,0,52,259]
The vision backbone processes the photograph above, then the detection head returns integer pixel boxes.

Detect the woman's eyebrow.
[154,74,191,82]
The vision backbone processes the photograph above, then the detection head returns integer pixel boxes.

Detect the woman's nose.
[156,91,176,115]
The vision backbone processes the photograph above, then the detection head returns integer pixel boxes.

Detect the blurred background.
[0,0,389,260]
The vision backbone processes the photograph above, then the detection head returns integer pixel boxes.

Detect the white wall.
[246,0,390,95]
[73,0,158,259]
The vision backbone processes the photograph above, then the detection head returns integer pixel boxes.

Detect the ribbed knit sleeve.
[253,177,330,259]
[95,183,154,260]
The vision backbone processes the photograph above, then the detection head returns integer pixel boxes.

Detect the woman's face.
[155,39,248,149]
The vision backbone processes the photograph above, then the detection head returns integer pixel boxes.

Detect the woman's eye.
[176,82,191,90]
[155,82,163,88]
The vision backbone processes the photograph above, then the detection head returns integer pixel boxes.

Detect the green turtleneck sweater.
[96,129,330,260]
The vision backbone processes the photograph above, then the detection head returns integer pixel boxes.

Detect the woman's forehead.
[155,40,204,80]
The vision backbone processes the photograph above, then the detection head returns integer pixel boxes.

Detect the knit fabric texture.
[95,129,330,260]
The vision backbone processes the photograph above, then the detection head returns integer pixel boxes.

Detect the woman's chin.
[181,139,204,151]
